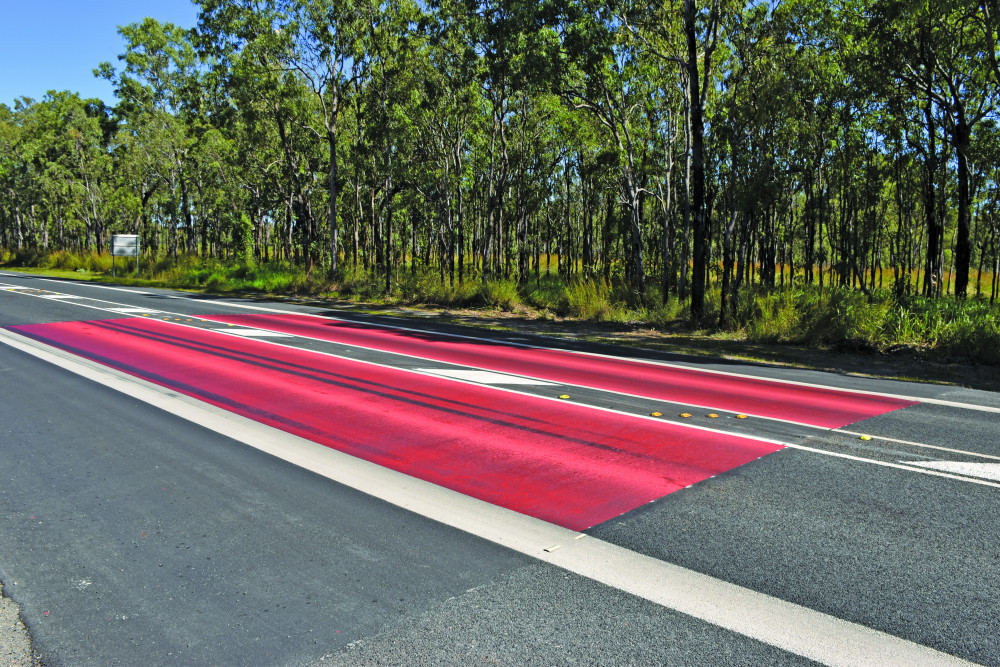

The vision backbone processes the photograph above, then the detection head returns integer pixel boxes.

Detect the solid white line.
[834,429,1000,462]
[784,441,1000,489]
[36,277,152,295]
[415,368,557,386]
[903,461,1000,482]
[213,328,295,337]
[0,327,973,667]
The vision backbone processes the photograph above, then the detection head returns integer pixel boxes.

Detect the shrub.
[476,279,521,310]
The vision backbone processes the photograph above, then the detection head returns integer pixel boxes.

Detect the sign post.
[110,234,140,278]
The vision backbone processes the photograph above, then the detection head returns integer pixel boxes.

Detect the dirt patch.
[0,582,40,667]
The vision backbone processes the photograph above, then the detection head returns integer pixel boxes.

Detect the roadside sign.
[111,234,139,257]
[111,234,140,277]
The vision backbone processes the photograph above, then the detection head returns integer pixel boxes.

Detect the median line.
[0,326,973,667]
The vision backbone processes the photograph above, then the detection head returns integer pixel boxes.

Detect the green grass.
[731,284,1000,364]
[5,249,1000,365]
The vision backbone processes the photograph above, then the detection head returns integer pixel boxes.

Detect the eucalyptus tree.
[9,93,115,252]
[199,0,373,277]
[361,0,424,290]
[97,18,208,256]
[612,0,725,311]
[558,0,658,297]
[713,1,782,324]
[414,0,482,283]
[0,105,21,248]
[446,0,560,279]
[868,0,997,298]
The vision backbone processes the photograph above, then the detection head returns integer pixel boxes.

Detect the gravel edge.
[0,581,40,667]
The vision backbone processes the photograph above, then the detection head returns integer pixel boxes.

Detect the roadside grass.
[4,249,999,366]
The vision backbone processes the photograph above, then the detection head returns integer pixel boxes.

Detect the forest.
[1,0,999,335]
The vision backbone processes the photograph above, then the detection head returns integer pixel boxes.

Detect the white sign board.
[111,234,140,257]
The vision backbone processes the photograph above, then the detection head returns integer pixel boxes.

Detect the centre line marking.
[0,327,974,667]
[5,281,1000,483]
[415,368,556,385]
[834,429,1000,461]
[25,276,1000,416]
[212,328,295,337]
[903,461,1000,482]
[73,316,1000,490]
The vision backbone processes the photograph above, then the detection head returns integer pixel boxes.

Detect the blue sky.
[0,0,200,108]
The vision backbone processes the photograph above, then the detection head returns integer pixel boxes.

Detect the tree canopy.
[3,0,1000,319]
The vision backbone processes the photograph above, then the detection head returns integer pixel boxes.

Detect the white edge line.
[0,327,973,667]
[17,275,1000,415]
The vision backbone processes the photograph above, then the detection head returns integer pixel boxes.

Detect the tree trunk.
[685,0,708,319]
[953,116,972,297]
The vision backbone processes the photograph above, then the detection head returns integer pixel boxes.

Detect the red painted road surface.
[203,313,915,428]
[12,318,788,530]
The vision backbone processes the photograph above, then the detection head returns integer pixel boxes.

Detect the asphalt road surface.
[1,270,998,666]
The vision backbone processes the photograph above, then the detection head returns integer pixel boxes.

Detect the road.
[0,270,998,666]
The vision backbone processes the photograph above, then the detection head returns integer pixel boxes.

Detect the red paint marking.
[202,313,915,428]
[12,318,783,530]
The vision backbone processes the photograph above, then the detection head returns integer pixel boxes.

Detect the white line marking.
[7,281,999,489]
[161,293,1000,415]
[784,441,1000,489]
[24,276,1000,414]
[903,461,1000,482]
[835,429,1000,461]
[39,294,84,299]
[0,280,922,432]
[180,314,884,431]
[105,307,162,314]
[0,327,973,667]
[136,318,1000,491]
[415,368,556,385]
[212,328,295,337]
[37,277,152,295]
